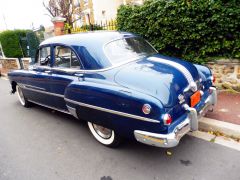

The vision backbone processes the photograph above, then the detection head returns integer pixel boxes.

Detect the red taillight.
[163,114,172,125]
[211,75,216,84]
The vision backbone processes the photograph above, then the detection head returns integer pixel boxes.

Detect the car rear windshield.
[104,37,157,65]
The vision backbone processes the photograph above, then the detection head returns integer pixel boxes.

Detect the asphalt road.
[0,78,240,180]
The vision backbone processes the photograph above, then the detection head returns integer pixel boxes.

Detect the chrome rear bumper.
[134,87,217,148]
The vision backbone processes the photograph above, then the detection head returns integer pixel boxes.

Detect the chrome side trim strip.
[64,98,160,123]
[24,84,46,91]
[20,84,64,98]
[28,99,71,115]
[148,57,194,85]
[66,105,78,119]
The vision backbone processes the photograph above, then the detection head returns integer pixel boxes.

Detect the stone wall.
[21,58,31,70]
[207,59,240,92]
[0,58,20,76]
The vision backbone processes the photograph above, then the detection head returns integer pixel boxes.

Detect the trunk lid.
[114,54,200,108]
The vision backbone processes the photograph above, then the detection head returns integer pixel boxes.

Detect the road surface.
[0,78,239,180]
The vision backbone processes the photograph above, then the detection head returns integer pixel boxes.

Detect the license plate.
[190,90,201,107]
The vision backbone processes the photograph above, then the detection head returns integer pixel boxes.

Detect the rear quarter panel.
[64,78,168,138]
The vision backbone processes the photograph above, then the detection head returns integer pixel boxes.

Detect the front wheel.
[16,85,30,107]
[87,122,121,147]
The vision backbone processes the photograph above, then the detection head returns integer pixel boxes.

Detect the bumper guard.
[134,87,217,148]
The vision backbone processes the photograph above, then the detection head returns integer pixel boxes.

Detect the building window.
[102,10,106,17]
[84,0,88,5]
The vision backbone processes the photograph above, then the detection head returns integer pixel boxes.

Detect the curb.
[188,130,240,152]
[199,117,240,139]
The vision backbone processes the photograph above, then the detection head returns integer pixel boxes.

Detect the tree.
[43,0,82,33]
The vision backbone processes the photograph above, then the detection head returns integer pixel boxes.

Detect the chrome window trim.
[103,36,158,67]
[30,59,142,74]
[53,45,81,69]
[31,37,157,74]
[19,83,64,98]
[64,98,160,123]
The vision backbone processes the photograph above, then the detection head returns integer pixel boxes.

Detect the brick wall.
[207,59,240,92]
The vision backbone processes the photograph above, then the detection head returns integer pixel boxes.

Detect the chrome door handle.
[75,73,84,77]
[45,70,52,74]
[75,73,84,81]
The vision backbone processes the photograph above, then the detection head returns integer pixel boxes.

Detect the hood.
[114,54,200,107]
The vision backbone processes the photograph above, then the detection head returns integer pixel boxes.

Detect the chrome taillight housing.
[163,114,172,125]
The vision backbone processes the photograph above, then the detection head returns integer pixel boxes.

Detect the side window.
[54,46,80,69]
[39,47,51,66]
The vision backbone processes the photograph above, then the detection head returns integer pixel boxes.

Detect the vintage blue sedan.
[8,31,217,148]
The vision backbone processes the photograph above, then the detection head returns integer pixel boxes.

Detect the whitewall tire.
[16,85,30,107]
[87,122,121,147]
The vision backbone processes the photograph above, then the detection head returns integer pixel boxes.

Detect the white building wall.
[92,0,120,23]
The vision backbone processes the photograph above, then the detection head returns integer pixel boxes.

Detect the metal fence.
[67,20,117,34]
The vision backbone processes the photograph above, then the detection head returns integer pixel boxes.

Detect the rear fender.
[64,80,167,137]
[194,64,213,88]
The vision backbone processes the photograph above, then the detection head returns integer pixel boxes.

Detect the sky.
[0,0,53,31]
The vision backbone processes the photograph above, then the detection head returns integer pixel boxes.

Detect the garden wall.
[0,58,30,76]
[0,58,20,76]
[207,60,240,92]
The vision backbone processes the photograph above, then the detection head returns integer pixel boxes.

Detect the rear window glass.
[104,37,157,65]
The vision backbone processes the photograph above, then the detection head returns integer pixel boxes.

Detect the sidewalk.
[206,91,240,125]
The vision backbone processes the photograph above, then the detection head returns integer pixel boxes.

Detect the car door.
[23,46,56,107]
[48,45,82,111]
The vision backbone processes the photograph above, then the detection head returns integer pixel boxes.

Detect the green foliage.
[26,32,40,58]
[0,30,30,58]
[117,0,240,63]
[81,24,103,31]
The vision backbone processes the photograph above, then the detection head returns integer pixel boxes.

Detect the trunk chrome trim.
[64,98,160,123]
[148,57,195,86]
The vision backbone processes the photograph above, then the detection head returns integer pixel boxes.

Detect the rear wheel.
[87,122,121,147]
[16,85,30,107]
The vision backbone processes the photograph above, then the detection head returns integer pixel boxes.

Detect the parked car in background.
[8,31,217,148]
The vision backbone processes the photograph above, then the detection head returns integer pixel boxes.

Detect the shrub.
[117,0,240,63]
[26,31,40,58]
[0,30,30,58]
[81,24,103,31]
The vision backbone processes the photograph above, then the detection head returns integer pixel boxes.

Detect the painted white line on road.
[188,131,240,152]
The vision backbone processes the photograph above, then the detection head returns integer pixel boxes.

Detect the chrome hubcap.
[92,124,112,139]
[17,86,25,105]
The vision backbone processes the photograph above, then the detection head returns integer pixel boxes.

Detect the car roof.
[40,31,137,47]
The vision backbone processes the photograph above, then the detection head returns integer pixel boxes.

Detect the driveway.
[0,78,239,180]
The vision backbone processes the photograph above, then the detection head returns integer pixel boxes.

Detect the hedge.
[0,30,30,58]
[117,0,240,63]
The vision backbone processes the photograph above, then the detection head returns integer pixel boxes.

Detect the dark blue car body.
[8,31,217,148]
